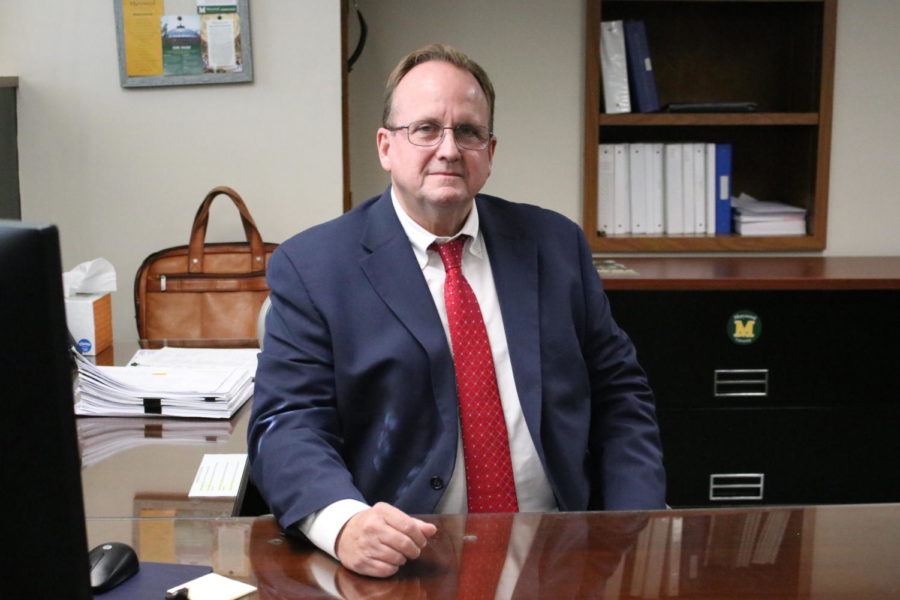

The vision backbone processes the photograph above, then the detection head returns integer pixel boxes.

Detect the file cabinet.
[602,257,900,507]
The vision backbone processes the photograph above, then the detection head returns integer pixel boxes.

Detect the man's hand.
[335,502,438,577]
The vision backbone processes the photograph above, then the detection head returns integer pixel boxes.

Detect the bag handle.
[188,186,266,273]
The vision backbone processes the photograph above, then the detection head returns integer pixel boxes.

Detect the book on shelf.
[629,143,649,234]
[613,143,631,234]
[600,20,631,114]
[681,143,696,234]
[598,144,616,235]
[734,216,806,236]
[664,143,684,234]
[73,347,257,419]
[732,192,807,236]
[705,142,717,235]
[714,143,733,234]
[647,143,665,234]
[692,143,707,234]
[624,20,660,113]
[599,141,736,237]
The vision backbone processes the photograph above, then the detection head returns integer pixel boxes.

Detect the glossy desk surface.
[78,341,253,518]
[85,503,900,599]
[598,256,900,290]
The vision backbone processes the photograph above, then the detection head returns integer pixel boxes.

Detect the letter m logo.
[734,319,756,339]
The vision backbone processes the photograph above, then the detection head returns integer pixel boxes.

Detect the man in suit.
[248,44,665,578]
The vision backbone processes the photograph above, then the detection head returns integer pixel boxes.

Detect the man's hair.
[382,44,496,132]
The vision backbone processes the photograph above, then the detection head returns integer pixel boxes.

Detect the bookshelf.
[584,0,837,252]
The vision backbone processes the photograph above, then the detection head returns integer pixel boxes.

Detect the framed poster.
[114,0,253,87]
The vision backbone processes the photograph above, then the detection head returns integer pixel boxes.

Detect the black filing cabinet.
[602,258,900,508]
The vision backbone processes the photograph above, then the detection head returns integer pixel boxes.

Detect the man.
[248,44,665,578]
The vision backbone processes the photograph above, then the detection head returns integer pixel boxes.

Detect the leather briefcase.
[133,186,278,342]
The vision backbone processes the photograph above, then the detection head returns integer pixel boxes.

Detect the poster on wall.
[114,0,253,87]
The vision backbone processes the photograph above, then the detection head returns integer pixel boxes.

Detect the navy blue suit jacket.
[248,189,665,530]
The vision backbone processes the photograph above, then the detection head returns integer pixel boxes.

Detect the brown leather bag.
[133,186,278,342]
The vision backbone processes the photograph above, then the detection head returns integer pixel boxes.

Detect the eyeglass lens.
[405,120,490,150]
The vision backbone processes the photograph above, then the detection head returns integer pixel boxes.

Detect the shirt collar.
[390,188,485,270]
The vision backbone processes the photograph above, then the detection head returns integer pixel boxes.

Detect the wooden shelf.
[583,0,837,253]
[598,112,820,127]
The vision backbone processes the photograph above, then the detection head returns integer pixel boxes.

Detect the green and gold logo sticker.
[728,310,761,345]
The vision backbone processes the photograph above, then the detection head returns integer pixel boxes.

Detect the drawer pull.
[709,473,765,501]
[714,369,769,397]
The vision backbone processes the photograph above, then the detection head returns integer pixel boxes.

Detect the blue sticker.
[77,338,93,353]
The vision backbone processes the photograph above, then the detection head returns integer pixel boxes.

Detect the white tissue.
[62,258,117,297]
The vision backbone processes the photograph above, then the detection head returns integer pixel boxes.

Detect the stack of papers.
[74,347,258,419]
[732,192,807,236]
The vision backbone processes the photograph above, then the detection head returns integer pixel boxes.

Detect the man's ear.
[376,128,392,172]
[487,135,497,165]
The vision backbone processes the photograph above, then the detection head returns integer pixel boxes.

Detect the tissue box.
[65,293,112,355]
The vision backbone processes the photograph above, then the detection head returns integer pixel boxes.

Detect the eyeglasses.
[387,120,493,151]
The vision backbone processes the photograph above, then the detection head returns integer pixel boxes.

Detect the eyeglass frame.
[385,119,494,151]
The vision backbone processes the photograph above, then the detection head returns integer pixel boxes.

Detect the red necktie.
[433,236,518,513]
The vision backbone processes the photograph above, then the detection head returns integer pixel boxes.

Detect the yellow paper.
[122,0,165,76]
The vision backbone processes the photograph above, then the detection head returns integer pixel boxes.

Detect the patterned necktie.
[433,236,518,513]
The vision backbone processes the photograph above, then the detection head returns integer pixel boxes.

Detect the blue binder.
[714,144,733,234]
[624,20,660,113]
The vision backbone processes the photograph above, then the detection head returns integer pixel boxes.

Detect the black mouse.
[88,541,140,593]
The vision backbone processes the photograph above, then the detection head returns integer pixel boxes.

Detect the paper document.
[189,453,248,497]
[732,192,807,215]
[731,192,807,236]
[73,349,254,419]
[167,572,256,600]
[127,346,259,372]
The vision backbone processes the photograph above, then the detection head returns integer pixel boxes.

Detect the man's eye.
[412,123,438,135]
[456,125,478,137]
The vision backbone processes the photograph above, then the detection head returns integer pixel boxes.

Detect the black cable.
[348,5,368,72]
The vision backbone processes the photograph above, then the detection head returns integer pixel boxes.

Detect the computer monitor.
[0,220,93,599]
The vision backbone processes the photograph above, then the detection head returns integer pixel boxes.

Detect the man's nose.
[435,128,461,158]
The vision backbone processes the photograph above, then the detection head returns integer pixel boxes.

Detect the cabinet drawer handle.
[709,473,765,501]
[714,369,769,397]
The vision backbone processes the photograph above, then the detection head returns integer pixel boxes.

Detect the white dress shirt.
[299,193,556,559]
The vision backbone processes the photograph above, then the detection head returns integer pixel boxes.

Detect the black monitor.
[0,220,93,599]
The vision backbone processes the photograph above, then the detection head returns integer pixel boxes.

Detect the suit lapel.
[357,192,459,433]
[478,198,545,462]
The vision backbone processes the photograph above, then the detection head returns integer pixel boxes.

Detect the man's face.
[377,60,496,233]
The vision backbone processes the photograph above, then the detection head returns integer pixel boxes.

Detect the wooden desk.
[78,402,251,518]
[85,503,900,599]
[78,341,253,518]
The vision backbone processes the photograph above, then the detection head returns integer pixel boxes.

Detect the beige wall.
[348,0,585,219]
[348,0,900,257]
[1,2,344,341]
[2,1,898,342]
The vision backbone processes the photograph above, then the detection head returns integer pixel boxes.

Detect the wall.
[0,2,344,341]
[827,0,900,254]
[2,1,898,342]
[347,0,584,218]
[347,0,900,256]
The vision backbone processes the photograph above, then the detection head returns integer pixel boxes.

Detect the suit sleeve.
[247,246,367,530]
[577,234,666,510]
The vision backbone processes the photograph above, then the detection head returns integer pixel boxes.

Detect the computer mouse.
[88,541,140,593]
